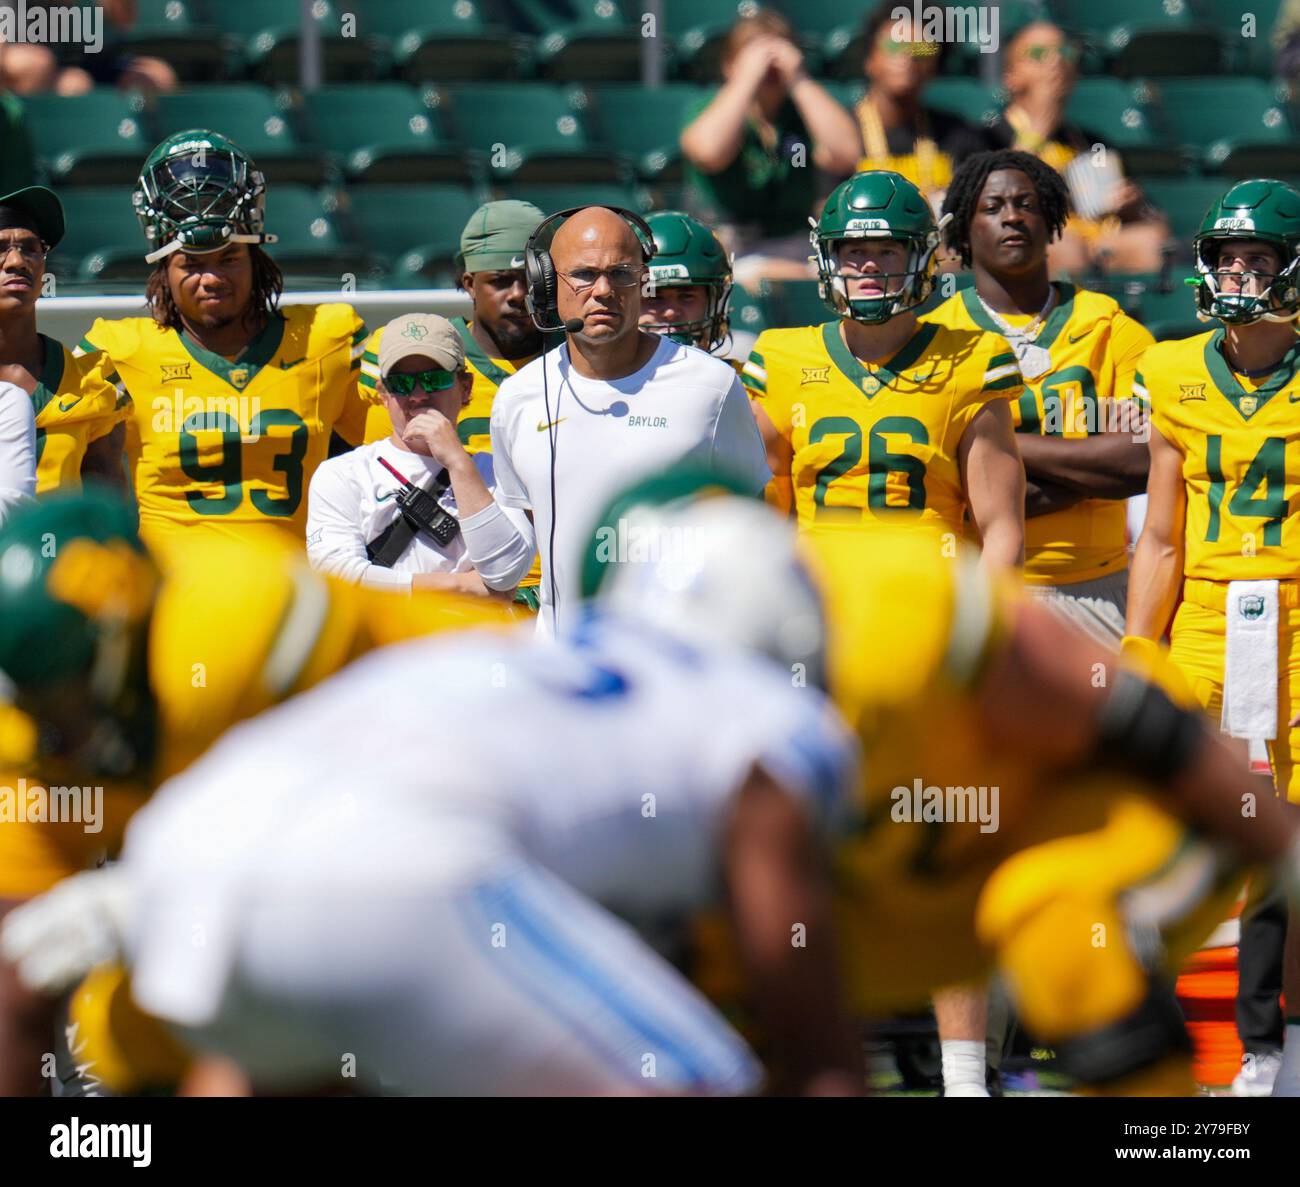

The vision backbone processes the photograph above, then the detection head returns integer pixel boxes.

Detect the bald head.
[550,206,647,348]
[550,206,643,271]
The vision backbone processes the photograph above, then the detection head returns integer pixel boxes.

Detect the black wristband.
[1093,669,1204,785]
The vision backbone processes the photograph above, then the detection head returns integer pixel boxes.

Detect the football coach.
[487,205,770,634]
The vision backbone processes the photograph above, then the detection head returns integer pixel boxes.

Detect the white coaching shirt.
[305,438,531,591]
[490,335,770,632]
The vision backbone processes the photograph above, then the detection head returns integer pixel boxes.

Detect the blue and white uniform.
[120,612,859,1095]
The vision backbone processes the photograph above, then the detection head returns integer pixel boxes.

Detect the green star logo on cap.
[402,321,428,341]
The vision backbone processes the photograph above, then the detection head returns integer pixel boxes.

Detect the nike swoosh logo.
[280,356,307,369]
[1067,331,1088,344]
[510,256,525,268]
[537,417,566,431]
[1289,392,1300,402]
[57,395,84,411]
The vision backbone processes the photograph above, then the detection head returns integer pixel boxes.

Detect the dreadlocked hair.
[941,150,1071,268]
[146,245,284,331]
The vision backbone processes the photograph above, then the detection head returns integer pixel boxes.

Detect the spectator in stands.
[852,3,991,225]
[306,313,528,598]
[987,18,1168,274]
[1276,0,1300,80]
[679,7,860,285]
[11,1,177,96]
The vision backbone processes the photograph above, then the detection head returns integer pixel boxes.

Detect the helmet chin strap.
[144,230,278,265]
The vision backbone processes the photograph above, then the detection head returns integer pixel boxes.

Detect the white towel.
[1221,579,1279,743]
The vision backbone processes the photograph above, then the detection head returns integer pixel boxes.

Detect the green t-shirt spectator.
[684,93,816,240]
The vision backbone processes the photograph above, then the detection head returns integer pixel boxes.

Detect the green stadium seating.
[360,0,527,82]
[1119,273,1205,339]
[208,0,380,84]
[585,83,706,181]
[1136,177,1230,243]
[300,85,473,185]
[119,0,223,82]
[1065,79,1183,176]
[503,181,649,216]
[1151,77,1300,174]
[1052,0,1226,77]
[261,185,358,280]
[46,188,145,283]
[666,0,759,81]
[1194,0,1283,75]
[445,84,623,183]
[344,184,481,269]
[728,286,768,339]
[786,0,870,79]
[923,78,1003,131]
[152,86,325,186]
[821,80,867,113]
[22,91,150,186]
[766,279,831,329]
[515,0,645,82]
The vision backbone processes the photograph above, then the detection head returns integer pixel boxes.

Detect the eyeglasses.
[0,237,46,261]
[558,266,643,292]
[1021,43,1080,64]
[384,368,459,396]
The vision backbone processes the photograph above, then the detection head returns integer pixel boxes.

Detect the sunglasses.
[879,38,940,58]
[1021,43,1080,63]
[385,368,459,396]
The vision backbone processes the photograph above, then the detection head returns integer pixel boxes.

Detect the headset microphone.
[562,317,584,333]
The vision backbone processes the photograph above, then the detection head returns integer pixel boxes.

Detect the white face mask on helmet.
[592,496,829,690]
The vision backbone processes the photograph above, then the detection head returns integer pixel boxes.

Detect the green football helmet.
[1191,178,1300,325]
[133,130,277,265]
[642,211,733,351]
[0,493,159,777]
[811,171,945,324]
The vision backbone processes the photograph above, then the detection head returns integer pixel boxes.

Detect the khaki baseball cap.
[377,313,465,379]
[459,199,544,273]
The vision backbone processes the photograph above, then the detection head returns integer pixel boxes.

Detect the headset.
[522,205,658,631]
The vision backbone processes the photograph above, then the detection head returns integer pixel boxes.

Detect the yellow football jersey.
[742,320,1024,534]
[923,283,1154,584]
[29,336,126,494]
[1139,328,1300,581]
[0,536,516,899]
[76,304,369,559]
[359,317,542,589]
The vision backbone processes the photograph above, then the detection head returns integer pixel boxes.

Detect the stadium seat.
[299,85,473,185]
[513,0,645,82]
[1194,0,1283,75]
[1150,77,1300,174]
[208,0,380,84]
[152,86,325,186]
[360,0,527,82]
[1052,0,1226,77]
[821,80,867,113]
[118,0,223,82]
[46,188,145,283]
[1064,79,1183,176]
[343,183,481,272]
[22,91,150,186]
[728,286,768,338]
[503,182,650,217]
[261,185,358,281]
[923,78,1003,132]
[666,0,759,81]
[766,279,831,328]
[788,0,869,78]
[444,84,624,183]
[585,83,706,181]
[1135,177,1230,243]
[1120,272,1205,339]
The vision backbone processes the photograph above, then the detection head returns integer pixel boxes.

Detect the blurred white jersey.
[121,613,857,1093]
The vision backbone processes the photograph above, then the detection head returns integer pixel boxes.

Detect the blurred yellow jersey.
[30,336,126,494]
[77,304,369,560]
[1139,328,1300,581]
[742,320,1023,534]
[0,537,515,898]
[924,283,1153,584]
[359,317,542,590]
